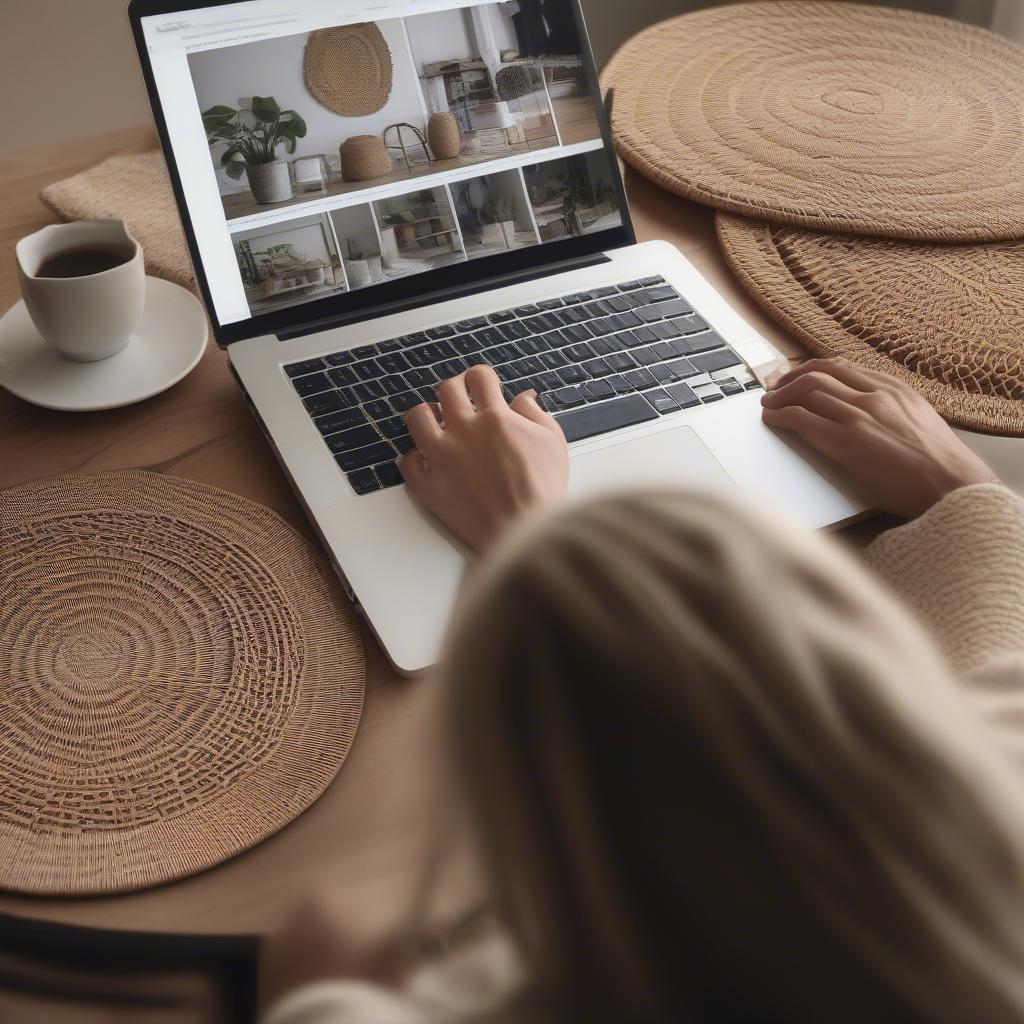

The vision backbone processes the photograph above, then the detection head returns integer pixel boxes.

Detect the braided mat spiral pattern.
[716,212,1024,436]
[0,472,364,895]
[304,23,393,117]
[604,1,1024,242]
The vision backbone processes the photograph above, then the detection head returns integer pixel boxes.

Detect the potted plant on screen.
[203,97,308,205]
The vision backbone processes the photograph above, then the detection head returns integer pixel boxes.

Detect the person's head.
[438,491,1024,1024]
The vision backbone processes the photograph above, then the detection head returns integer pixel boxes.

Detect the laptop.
[130,0,862,673]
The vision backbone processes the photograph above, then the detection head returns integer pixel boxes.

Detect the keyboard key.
[540,350,570,370]
[509,355,546,378]
[635,305,663,323]
[326,424,380,454]
[602,352,634,372]
[692,349,743,374]
[293,372,332,397]
[666,382,701,408]
[417,386,437,404]
[605,295,636,313]
[377,351,411,374]
[548,386,585,410]
[303,390,349,416]
[353,359,383,381]
[624,367,658,390]
[391,391,422,414]
[379,374,406,396]
[353,380,386,402]
[745,380,764,391]
[404,367,438,389]
[324,350,356,366]
[649,364,673,384]
[512,304,541,317]
[632,346,660,366]
[452,333,486,355]
[652,341,679,362]
[609,312,642,331]
[533,371,563,394]
[671,314,711,335]
[538,298,565,310]
[351,344,379,360]
[506,378,535,398]
[347,468,381,495]
[593,286,618,298]
[474,327,507,348]
[646,285,680,302]
[565,343,596,363]
[652,321,682,340]
[377,339,402,353]
[377,416,408,439]
[316,407,369,435]
[435,357,469,379]
[495,364,519,383]
[638,276,664,287]
[374,461,404,488]
[559,306,590,325]
[583,379,614,401]
[499,320,531,341]
[336,441,395,473]
[664,357,697,380]
[617,280,643,291]
[327,365,359,388]
[589,316,616,337]
[555,393,658,442]
[581,357,613,378]
[655,299,694,319]
[426,325,456,340]
[559,364,589,385]
[285,357,325,378]
[394,435,416,455]
[364,399,394,421]
[405,332,430,347]
[488,310,515,323]
[642,388,680,415]
[454,317,488,332]
[719,381,746,396]
[562,323,593,344]
[518,336,547,355]
[695,384,725,404]
[590,336,615,356]
[680,330,727,353]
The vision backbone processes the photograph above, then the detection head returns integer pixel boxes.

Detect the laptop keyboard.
[284,277,762,495]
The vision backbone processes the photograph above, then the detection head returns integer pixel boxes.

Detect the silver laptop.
[131,0,861,672]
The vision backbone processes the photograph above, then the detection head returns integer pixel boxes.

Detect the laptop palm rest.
[568,424,740,500]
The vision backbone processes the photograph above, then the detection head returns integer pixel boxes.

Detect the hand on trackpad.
[568,424,740,499]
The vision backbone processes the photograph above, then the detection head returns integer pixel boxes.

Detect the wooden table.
[0,127,1019,938]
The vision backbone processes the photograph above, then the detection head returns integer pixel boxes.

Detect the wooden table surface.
[1,127,1020,938]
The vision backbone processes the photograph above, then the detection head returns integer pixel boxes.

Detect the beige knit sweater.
[264,484,1024,1024]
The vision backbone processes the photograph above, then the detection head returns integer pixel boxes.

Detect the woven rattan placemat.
[0,471,365,896]
[716,212,1024,436]
[41,151,196,293]
[304,24,393,117]
[604,1,1024,243]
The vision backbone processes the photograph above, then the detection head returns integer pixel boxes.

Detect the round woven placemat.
[0,471,365,896]
[304,23,393,117]
[716,211,1024,436]
[604,1,1024,242]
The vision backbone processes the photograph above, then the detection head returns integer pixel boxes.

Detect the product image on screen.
[176,0,620,319]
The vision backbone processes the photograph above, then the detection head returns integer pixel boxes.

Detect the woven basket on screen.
[304,24,393,117]
[340,135,392,181]
[495,65,534,103]
[604,1,1024,243]
[0,471,365,896]
[427,113,462,160]
[716,212,1024,436]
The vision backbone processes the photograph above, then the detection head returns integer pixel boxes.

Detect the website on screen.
[142,0,622,326]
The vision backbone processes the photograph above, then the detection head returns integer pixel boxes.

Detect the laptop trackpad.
[568,424,741,500]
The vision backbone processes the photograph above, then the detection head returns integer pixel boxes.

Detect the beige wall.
[0,0,1011,155]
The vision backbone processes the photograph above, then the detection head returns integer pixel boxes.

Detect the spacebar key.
[555,394,659,443]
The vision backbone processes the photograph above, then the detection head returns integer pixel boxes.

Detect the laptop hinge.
[276,252,611,343]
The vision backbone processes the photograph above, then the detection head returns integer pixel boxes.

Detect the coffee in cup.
[15,220,145,362]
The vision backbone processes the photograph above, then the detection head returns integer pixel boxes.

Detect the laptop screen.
[137,0,628,339]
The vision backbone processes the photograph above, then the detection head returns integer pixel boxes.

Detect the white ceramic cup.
[15,219,145,362]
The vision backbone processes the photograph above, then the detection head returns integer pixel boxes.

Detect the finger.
[761,404,847,462]
[398,449,429,485]
[464,364,506,411]
[436,373,473,421]
[510,390,564,436]
[770,358,881,395]
[832,359,917,395]
[761,371,865,420]
[405,403,443,451]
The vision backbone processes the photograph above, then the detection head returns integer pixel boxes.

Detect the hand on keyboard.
[399,365,569,553]
[761,358,998,519]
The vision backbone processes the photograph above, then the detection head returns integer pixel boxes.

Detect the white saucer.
[0,276,207,412]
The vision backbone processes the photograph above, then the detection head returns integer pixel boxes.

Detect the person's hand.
[399,364,570,553]
[761,358,998,518]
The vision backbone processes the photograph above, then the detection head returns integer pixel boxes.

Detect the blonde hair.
[439,491,1024,1023]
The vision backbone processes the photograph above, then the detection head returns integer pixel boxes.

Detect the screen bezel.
[129,0,637,348]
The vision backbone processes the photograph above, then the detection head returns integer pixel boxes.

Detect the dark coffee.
[36,246,131,279]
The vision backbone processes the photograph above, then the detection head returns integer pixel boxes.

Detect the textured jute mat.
[0,471,365,896]
[304,23,394,117]
[716,212,1024,436]
[41,151,196,293]
[604,1,1024,242]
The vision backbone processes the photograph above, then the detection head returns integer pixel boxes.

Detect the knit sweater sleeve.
[862,484,1024,679]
